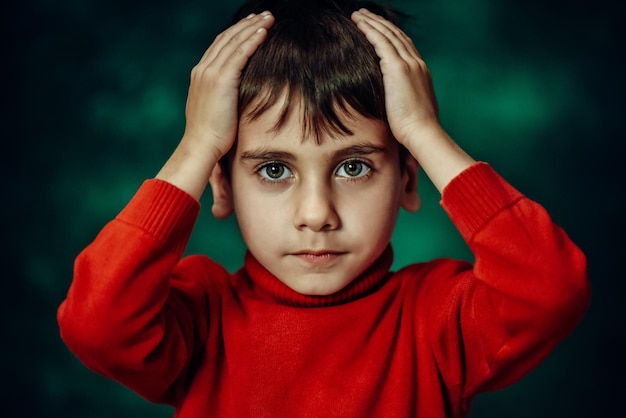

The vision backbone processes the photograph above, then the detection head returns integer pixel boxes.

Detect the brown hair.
[229,0,406,143]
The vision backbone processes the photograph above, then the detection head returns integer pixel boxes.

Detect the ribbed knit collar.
[243,246,394,308]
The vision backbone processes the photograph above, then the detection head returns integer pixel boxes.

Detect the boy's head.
[231,0,403,143]
[210,0,421,296]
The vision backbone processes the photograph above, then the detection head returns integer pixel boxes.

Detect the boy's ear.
[400,155,421,213]
[208,163,234,219]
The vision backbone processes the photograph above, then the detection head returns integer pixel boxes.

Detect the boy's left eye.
[336,160,371,178]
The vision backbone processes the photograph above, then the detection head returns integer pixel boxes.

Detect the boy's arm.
[58,12,275,403]
[157,11,274,200]
[353,9,590,396]
[436,163,589,396]
[58,179,211,403]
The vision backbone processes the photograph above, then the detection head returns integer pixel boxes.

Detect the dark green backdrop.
[5,0,624,416]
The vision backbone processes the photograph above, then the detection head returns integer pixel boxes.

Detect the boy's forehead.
[239,108,390,149]
[239,92,391,146]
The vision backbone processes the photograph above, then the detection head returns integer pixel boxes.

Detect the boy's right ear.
[208,163,234,219]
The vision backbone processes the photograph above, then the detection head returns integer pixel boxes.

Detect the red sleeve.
[434,162,590,399]
[57,179,227,404]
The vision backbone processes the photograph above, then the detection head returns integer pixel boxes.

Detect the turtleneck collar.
[242,246,394,308]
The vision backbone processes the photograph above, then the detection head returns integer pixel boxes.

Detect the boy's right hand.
[157,12,274,200]
[185,11,275,160]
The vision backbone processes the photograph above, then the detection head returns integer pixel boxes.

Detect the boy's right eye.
[258,163,292,181]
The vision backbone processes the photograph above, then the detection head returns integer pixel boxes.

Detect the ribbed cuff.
[441,162,523,242]
[116,179,200,254]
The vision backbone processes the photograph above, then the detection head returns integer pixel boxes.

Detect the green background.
[5,0,624,416]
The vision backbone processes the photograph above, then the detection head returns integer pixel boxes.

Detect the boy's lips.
[290,250,347,266]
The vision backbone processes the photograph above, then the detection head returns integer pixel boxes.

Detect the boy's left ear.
[208,163,234,219]
[400,155,421,212]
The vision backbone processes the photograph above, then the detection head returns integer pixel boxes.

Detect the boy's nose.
[293,181,340,232]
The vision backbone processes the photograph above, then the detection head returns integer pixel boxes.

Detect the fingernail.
[246,13,255,19]
[261,10,272,16]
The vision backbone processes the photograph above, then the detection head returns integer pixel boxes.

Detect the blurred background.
[4,0,624,416]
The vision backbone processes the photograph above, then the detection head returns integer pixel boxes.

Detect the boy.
[57,0,590,417]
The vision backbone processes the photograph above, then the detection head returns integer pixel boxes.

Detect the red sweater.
[58,163,589,417]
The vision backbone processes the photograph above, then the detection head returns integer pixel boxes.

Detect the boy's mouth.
[290,250,347,266]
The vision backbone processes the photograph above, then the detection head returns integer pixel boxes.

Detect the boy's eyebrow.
[331,144,387,160]
[239,149,296,163]
[238,143,387,163]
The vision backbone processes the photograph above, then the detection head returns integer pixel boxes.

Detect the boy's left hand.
[352,8,475,193]
[351,9,440,149]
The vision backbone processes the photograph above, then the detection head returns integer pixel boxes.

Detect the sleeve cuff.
[440,162,524,241]
[116,179,200,254]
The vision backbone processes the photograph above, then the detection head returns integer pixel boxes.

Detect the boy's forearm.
[432,163,589,396]
[58,179,205,401]
[404,124,476,194]
[156,136,220,201]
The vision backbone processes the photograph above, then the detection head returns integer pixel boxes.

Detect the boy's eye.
[258,163,292,181]
[336,160,371,178]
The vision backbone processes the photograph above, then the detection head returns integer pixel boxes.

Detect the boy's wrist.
[180,132,225,167]
[402,124,476,193]
[400,122,448,152]
[156,136,222,200]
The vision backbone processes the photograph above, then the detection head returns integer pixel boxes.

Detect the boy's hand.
[351,9,438,148]
[352,9,474,193]
[157,12,274,199]
[185,11,274,160]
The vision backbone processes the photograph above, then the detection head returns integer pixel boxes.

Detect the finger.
[352,12,405,64]
[356,9,416,53]
[212,15,274,75]
[200,12,274,65]
[199,13,257,63]
[202,12,264,61]
[353,9,421,62]
[204,11,274,65]
[353,9,417,62]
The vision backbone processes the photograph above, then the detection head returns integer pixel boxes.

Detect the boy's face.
[211,97,420,296]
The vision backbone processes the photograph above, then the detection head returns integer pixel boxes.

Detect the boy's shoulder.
[172,255,232,295]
